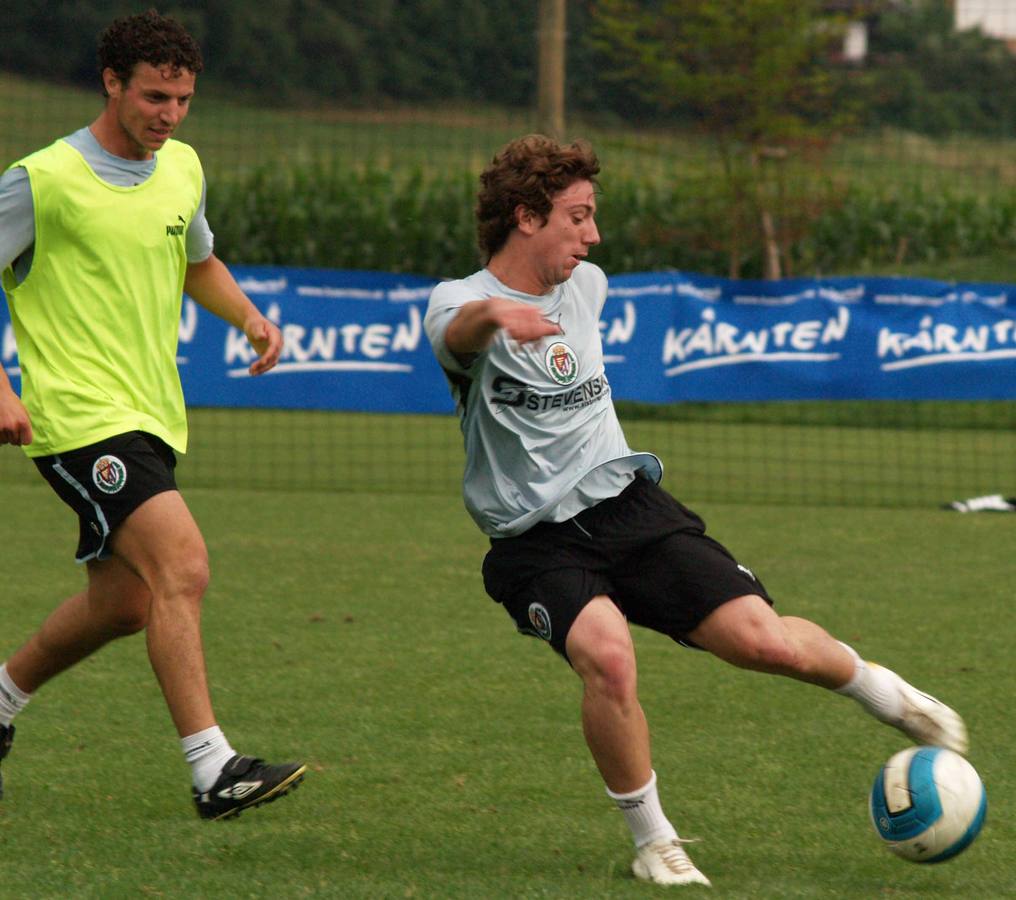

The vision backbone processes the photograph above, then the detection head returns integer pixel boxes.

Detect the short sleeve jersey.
[425,262,661,537]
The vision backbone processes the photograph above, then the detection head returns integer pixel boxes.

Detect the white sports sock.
[181,725,237,792]
[833,641,903,723]
[0,664,32,727]
[606,770,679,848]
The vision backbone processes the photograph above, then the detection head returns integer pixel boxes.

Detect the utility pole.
[537,0,566,139]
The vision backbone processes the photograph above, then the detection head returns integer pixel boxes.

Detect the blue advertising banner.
[2,266,1014,411]
[599,271,1015,402]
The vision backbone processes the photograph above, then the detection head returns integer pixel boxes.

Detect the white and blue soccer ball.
[870,746,987,863]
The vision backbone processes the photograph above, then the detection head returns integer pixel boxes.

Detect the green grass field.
[1,402,1013,510]
[1,479,1012,898]
[2,404,1013,509]
[1,68,1013,897]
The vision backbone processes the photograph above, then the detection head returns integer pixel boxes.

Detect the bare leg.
[688,593,968,753]
[6,558,150,693]
[5,489,306,813]
[567,597,711,886]
[109,490,215,737]
[7,492,212,736]
[688,594,855,687]
[566,596,651,793]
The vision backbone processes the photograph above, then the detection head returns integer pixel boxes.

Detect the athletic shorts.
[482,474,772,659]
[34,431,178,563]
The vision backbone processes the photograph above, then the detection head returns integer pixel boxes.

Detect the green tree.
[0,1,545,108]
[589,0,854,278]
[864,0,1016,137]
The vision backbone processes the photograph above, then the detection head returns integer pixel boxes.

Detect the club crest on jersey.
[92,455,127,494]
[545,341,578,386]
[528,603,553,641]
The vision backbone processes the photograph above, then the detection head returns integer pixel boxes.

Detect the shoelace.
[654,838,700,874]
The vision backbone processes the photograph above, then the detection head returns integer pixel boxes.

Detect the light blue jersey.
[0,127,213,283]
[425,261,661,537]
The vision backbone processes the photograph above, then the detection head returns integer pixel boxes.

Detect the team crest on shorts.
[528,603,553,641]
[92,455,127,494]
[545,341,578,385]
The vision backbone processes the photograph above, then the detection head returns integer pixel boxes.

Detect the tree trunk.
[750,148,782,280]
[537,0,566,139]
[716,138,742,278]
[760,206,781,280]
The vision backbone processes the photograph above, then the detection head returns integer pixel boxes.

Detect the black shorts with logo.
[34,431,178,563]
[482,475,773,659]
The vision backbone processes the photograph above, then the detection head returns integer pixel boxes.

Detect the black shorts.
[482,475,772,659]
[34,431,178,563]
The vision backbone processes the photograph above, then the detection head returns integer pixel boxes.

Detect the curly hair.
[98,8,203,94]
[476,134,600,261]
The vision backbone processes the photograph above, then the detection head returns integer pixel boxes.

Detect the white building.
[824,1,873,62]
[954,0,1016,49]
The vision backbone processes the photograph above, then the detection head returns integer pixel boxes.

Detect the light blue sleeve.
[423,278,480,375]
[186,177,214,263]
[0,168,36,275]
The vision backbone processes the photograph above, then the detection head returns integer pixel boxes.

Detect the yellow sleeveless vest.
[2,137,203,456]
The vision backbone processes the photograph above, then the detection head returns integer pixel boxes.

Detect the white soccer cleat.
[632,838,711,887]
[877,665,969,756]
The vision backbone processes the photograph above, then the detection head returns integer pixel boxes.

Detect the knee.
[696,599,806,675]
[108,598,150,635]
[158,554,210,606]
[729,626,803,674]
[91,584,151,635]
[580,642,639,705]
[177,556,210,602]
[746,635,801,674]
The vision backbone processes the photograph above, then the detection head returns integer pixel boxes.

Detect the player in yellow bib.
[0,11,305,819]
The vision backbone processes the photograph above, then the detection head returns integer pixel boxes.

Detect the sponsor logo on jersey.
[545,341,579,385]
[489,373,609,413]
[528,603,552,641]
[92,455,128,494]
[166,215,186,236]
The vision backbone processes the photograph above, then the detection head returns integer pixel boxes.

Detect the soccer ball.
[869,746,987,863]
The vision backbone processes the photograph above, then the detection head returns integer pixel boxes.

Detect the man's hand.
[0,389,32,446]
[491,298,563,344]
[243,314,284,376]
[185,254,284,375]
[445,296,562,356]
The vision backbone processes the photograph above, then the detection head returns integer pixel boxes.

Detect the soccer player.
[424,134,969,886]
[0,11,305,819]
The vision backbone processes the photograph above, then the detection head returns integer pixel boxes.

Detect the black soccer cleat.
[0,723,14,800]
[193,753,306,820]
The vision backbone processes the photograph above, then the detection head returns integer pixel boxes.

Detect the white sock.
[0,664,32,727]
[181,725,237,792]
[606,770,679,848]
[833,642,903,723]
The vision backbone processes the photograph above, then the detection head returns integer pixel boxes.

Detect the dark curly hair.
[98,8,203,94]
[476,134,600,262]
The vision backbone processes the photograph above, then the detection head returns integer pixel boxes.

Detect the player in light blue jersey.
[425,134,969,887]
